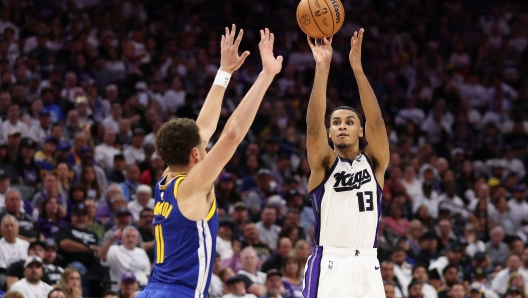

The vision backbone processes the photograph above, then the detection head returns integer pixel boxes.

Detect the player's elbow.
[223,125,240,141]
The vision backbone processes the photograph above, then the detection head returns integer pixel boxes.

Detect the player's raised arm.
[350,29,389,183]
[306,37,337,190]
[185,28,283,192]
[195,24,250,146]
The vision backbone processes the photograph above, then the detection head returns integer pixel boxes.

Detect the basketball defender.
[302,29,389,297]
[136,26,283,298]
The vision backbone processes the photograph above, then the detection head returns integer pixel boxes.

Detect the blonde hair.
[58,267,83,298]
[2,291,24,298]
[508,272,527,298]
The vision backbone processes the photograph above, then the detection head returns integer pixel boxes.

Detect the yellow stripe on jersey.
[206,198,217,221]
[173,175,186,198]
[155,224,165,263]
[159,174,184,191]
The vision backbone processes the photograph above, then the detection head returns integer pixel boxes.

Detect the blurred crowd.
[0,0,527,297]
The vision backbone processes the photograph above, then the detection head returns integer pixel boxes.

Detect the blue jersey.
[145,174,218,297]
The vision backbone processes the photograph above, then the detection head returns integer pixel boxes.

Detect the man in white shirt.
[123,127,145,165]
[508,185,528,228]
[127,184,154,222]
[99,225,151,291]
[411,265,437,298]
[237,247,267,285]
[2,104,29,142]
[102,102,122,133]
[392,248,413,297]
[438,182,468,218]
[0,215,29,271]
[413,182,441,219]
[163,76,186,112]
[256,206,281,250]
[9,255,53,298]
[491,254,528,296]
[222,275,258,298]
[395,98,425,127]
[95,130,122,170]
[29,108,52,147]
[217,221,235,261]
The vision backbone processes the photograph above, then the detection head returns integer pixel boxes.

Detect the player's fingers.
[359,28,364,48]
[259,29,264,44]
[225,27,230,43]
[221,35,225,49]
[265,28,270,41]
[277,55,284,64]
[230,24,236,41]
[270,32,275,48]
[323,37,329,46]
[307,36,314,48]
[328,36,333,45]
[240,51,250,61]
[234,29,244,48]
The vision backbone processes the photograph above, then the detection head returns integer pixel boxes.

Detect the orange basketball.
[296,0,345,39]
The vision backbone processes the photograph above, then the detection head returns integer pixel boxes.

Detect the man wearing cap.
[491,254,528,296]
[108,154,127,184]
[14,137,41,188]
[285,190,314,233]
[6,127,21,163]
[8,256,53,297]
[72,144,109,191]
[217,220,235,261]
[29,108,52,147]
[428,242,464,289]
[260,269,285,298]
[95,130,122,170]
[508,185,528,228]
[246,169,275,215]
[123,127,146,166]
[119,272,139,298]
[99,225,150,291]
[42,239,63,287]
[54,203,99,272]
[41,88,64,124]
[34,137,57,171]
[127,184,154,222]
[1,104,28,143]
[119,164,140,202]
[6,240,62,289]
[102,206,144,247]
[223,275,258,298]
[231,201,249,239]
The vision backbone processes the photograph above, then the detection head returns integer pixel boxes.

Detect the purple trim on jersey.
[373,186,383,248]
[310,187,325,245]
[362,154,382,190]
[302,246,323,298]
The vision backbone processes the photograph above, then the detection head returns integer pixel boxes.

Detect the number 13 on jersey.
[357,191,374,212]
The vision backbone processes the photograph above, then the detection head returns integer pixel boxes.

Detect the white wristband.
[213,70,231,88]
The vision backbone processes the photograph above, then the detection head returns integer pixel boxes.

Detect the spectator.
[437,265,461,298]
[2,104,29,142]
[107,154,126,184]
[136,208,154,262]
[491,254,527,296]
[261,269,285,298]
[14,138,41,189]
[102,207,143,247]
[57,267,82,298]
[123,128,146,166]
[256,207,281,250]
[280,253,302,298]
[8,256,52,298]
[261,238,292,273]
[118,272,139,298]
[381,261,404,298]
[95,130,121,170]
[48,288,66,298]
[94,184,124,224]
[99,226,150,291]
[72,145,108,193]
[238,247,266,286]
[79,165,103,202]
[29,109,52,147]
[384,281,396,298]
[508,272,527,298]
[102,290,119,298]
[505,286,523,298]
[119,164,140,202]
[33,173,67,213]
[486,226,510,267]
[217,220,235,262]
[407,279,424,298]
[84,199,105,241]
[411,265,437,298]
[0,189,37,241]
[42,239,63,287]
[0,215,29,273]
[223,275,257,298]
[127,184,154,222]
[391,248,413,297]
[428,243,463,288]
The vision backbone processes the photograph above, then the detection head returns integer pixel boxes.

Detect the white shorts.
[302,246,386,298]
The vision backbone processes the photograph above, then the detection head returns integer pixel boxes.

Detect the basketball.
[296,0,345,39]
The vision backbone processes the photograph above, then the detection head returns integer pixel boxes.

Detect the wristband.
[213,70,231,88]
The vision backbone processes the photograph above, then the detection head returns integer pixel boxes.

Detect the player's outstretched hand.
[307,36,333,66]
[259,28,283,76]
[220,24,250,74]
[349,28,365,72]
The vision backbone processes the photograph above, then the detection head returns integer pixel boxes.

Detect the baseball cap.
[132,127,146,135]
[7,128,21,137]
[474,252,486,261]
[514,185,527,193]
[73,203,89,215]
[257,168,271,176]
[121,272,137,283]
[56,140,71,151]
[136,184,152,195]
[451,148,464,157]
[219,172,234,182]
[469,282,484,293]
[219,220,235,230]
[473,267,486,277]
[507,286,521,294]
[29,240,47,251]
[267,195,286,209]
[446,242,462,253]
[24,255,43,268]
[226,275,246,284]
[287,190,301,200]
[20,138,37,149]
[266,269,282,279]
[38,108,51,117]
[44,137,57,145]
[233,201,246,210]
[115,207,132,216]
[45,238,58,250]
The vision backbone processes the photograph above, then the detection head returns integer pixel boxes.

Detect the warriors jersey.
[141,174,218,298]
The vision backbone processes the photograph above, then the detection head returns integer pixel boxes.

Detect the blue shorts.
[135,283,202,298]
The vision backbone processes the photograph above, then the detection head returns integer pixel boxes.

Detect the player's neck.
[334,145,360,160]
[167,165,191,179]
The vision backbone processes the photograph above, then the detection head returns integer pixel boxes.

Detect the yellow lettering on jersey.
[153,201,173,219]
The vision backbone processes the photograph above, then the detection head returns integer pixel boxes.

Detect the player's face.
[329,109,363,149]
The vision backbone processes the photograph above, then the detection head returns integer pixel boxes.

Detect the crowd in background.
[0,0,527,297]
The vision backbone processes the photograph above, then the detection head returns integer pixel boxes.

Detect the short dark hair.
[155,118,201,166]
[102,290,120,298]
[140,208,153,218]
[331,106,364,127]
[443,264,458,275]
[48,288,64,298]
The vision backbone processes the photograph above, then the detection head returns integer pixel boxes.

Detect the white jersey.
[310,154,382,248]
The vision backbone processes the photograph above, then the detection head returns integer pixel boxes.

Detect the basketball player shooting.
[136,26,283,298]
[302,29,389,298]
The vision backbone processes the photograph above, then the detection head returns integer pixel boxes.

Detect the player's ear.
[190,147,200,163]
[359,126,364,138]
